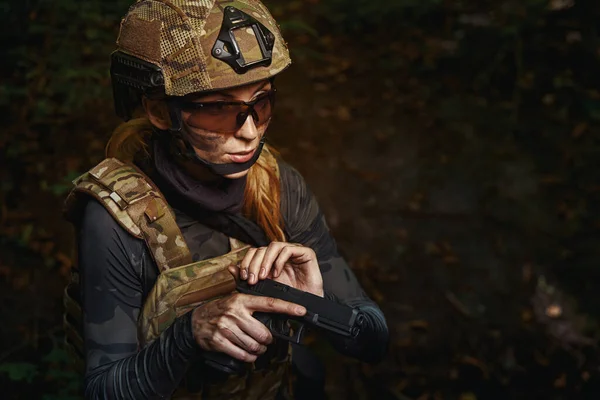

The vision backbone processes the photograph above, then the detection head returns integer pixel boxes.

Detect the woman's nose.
[234,112,259,140]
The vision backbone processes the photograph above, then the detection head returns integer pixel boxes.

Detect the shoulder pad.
[64,158,192,270]
[65,158,157,238]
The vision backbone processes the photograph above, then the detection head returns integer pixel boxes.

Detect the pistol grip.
[253,312,305,344]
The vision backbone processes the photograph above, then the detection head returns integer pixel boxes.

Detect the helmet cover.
[115,0,291,97]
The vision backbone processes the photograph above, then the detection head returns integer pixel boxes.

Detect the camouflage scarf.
[141,138,270,247]
[151,138,246,214]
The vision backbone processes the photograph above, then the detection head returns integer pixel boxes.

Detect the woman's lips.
[228,149,256,163]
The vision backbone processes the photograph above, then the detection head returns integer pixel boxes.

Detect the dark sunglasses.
[174,89,276,133]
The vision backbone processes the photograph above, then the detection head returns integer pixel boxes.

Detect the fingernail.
[249,272,255,283]
[259,267,266,278]
[242,269,248,279]
[295,306,305,315]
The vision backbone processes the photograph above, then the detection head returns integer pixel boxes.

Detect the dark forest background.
[2,0,600,399]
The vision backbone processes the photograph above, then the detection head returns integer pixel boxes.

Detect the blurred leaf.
[20,224,33,244]
[42,347,70,364]
[583,100,600,121]
[279,19,318,37]
[0,362,38,383]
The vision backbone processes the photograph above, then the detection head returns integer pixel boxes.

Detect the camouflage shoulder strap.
[64,157,193,270]
[62,157,193,373]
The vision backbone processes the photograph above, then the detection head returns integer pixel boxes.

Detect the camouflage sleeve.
[279,162,389,363]
[79,200,199,398]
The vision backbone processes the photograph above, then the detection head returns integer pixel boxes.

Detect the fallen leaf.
[393,378,409,393]
[425,242,441,255]
[521,309,533,322]
[0,265,11,278]
[417,392,430,400]
[449,368,459,380]
[534,350,550,366]
[409,320,429,330]
[373,289,385,303]
[571,122,588,138]
[313,83,329,92]
[408,201,421,212]
[55,252,73,269]
[540,175,562,184]
[316,108,330,118]
[12,272,31,290]
[582,371,590,381]
[545,304,562,318]
[553,373,567,388]
[443,255,460,264]
[461,356,489,379]
[336,106,351,121]
[542,94,555,105]
[395,229,409,241]
[522,263,533,283]
[549,0,574,11]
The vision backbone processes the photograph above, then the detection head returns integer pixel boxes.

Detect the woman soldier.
[63,0,388,398]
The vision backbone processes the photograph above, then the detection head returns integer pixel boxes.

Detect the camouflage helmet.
[111,0,291,119]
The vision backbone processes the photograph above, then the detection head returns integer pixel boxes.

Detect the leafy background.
[1,0,600,398]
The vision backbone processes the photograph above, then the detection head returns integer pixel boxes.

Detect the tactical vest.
[62,148,292,399]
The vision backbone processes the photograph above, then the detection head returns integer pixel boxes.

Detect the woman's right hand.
[191,293,306,362]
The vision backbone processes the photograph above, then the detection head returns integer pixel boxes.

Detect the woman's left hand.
[238,242,324,297]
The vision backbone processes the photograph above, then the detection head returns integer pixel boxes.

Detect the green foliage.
[279,20,319,37]
[3,0,132,124]
[315,0,444,31]
[40,170,82,196]
[40,338,82,397]
[0,362,38,383]
[42,346,71,364]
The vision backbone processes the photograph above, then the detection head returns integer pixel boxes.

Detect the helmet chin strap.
[161,102,266,177]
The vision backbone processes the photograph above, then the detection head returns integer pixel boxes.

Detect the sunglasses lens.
[181,91,275,133]
[253,94,273,126]
[185,103,241,132]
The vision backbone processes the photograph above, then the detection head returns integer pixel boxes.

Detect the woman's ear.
[142,97,171,130]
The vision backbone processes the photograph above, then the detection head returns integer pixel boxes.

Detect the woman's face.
[180,80,273,179]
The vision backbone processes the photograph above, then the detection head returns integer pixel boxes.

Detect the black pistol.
[202,279,365,375]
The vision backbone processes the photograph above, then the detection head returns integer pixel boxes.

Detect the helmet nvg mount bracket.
[212,6,276,74]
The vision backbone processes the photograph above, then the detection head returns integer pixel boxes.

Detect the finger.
[236,315,273,345]
[244,294,306,317]
[221,326,268,355]
[247,247,267,284]
[211,333,258,363]
[240,248,258,280]
[273,245,296,278]
[259,242,287,280]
